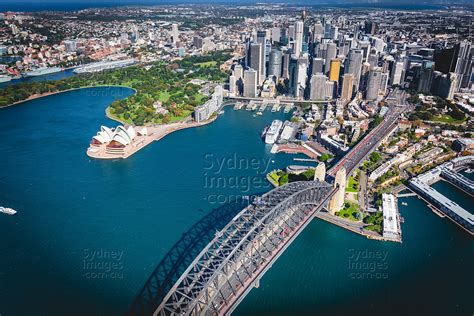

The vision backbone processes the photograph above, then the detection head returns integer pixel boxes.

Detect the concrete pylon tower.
[314,162,326,182]
[328,167,346,214]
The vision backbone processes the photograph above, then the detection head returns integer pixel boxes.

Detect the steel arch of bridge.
[155,181,336,316]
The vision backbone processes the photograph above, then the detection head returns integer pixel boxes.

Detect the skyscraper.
[341,73,354,101]
[329,59,341,82]
[243,69,258,97]
[418,61,435,93]
[390,61,404,86]
[249,43,263,84]
[324,42,337,74]
[345,49,363,93]
[171,23,179,43]
[256,31,267,83]
[454,40,473,91]
[310,73,328,100]
[294,57,308,98]
[312,57,324,75]
[294,21,304,57]
[366,67,387,101]
[268,48,283,78]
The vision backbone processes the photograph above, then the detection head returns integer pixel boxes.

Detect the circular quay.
[0,0,472,315]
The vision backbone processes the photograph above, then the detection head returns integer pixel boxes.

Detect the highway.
[328,89,410,178]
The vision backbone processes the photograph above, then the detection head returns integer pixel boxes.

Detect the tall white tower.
[314,162,326,182]
[294,21,304,57]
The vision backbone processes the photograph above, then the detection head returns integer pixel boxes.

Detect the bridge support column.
[329,167,346,214]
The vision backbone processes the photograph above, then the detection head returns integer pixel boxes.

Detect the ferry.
[265,120,283,144]
[250,103,258,111]
[0,75,12,83]
[271,104,278,112]
[0,206,17,215]
[24,66,62,77]
[465,169,473,174]
[246,103,253,111]
[233,102,244,110]
[259,103,267,112]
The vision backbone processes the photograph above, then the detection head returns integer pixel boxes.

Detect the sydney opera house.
[90,125,148,155]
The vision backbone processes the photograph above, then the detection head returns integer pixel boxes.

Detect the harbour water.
[0,87,472,315]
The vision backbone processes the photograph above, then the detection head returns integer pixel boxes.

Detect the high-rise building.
[229,75,237,96]
[249,43,263,84]
[366,68,387,101]
[325,81,336,99]
[271,27,281,43]
[193,36,203,49]
[282,51,291,79]
[243,69,258,98]
[324,42,337,74]
[364,20,377,35]
[233,64,243,81]
[314,162,326,182]
[294,21,304,57]
[418,61,435,93]
[329,167,346,214]
[171,23,179,43]
[294,57,308,98]
[256,31,267,83]
[341,73,354,101]
[390,61,404,86]
[329,59,341,82]
[312,57,324,75]
[310,73,328,100]
[345,49,363,93]
[454,40,473,91]
[268,48,283,78]
[313,23,324,42]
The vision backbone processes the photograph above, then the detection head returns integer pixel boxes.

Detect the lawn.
[335,202,361,222]
[158,91,171,102]
[346,175,359,193]
[195,61,217,68]
[432,114,465,124]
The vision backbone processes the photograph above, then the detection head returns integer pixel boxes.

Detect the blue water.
[0,87,472,315]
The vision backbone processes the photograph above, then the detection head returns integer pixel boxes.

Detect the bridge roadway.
[328,105,402,177]
[155,181,337,316]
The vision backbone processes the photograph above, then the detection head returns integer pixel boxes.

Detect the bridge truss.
[155,181,336,316]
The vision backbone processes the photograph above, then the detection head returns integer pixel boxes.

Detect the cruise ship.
[0,206,17,215]
[265,120,283,144]
[24,66,62,77]
[0,75,12,83]
[74,59,135,74]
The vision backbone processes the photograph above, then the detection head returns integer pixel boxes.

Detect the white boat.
[0,206,17,215]
[0,75,12,83]
[73,59,135,74]
[265,120,283,144]
[24,66,62,77]
[271,104,278,112]
[256,111,263,116]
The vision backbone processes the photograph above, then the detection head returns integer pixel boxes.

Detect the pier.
[408,155,474,235]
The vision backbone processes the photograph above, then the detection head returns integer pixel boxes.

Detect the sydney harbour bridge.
[154,181,337,316]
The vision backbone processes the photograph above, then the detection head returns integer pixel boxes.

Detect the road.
[358,170,368,212]
[328,89,410,178]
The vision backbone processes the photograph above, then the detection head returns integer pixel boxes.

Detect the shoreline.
[0,85,137,109]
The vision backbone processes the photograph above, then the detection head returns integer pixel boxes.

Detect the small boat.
[465,169,473,174]
[0,206,17,215]
[401,202,408,206]
[218,110,225,115]
[256,111,263,116]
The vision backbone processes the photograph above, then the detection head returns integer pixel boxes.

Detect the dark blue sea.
[0,87,472,315]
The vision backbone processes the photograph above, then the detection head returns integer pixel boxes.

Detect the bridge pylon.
[328,167,346,214]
